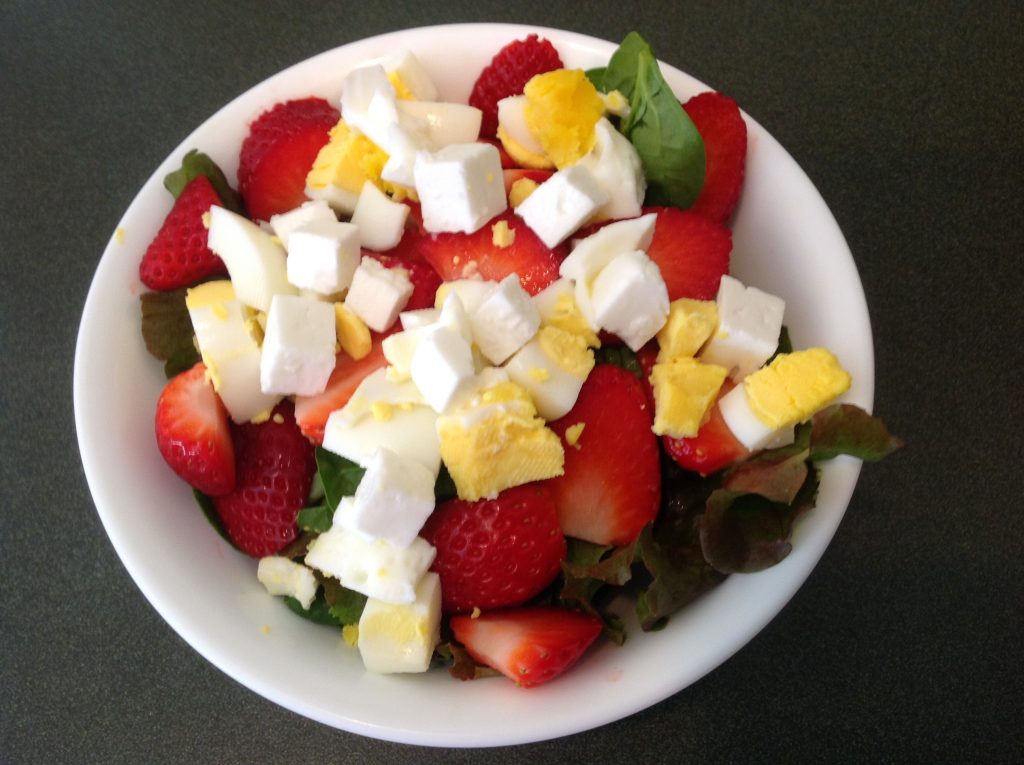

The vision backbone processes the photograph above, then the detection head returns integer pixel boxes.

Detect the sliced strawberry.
[416,210,565,296]
[544,365,661,546]
[212,401,316,557]
[644,206,731,301]
[421,484,566,615]
[367,253,441,311]
[469,34,564,138]
[634,341,659,411]
[663,380,749,475]
[293,337,389,444]
[238,98,339,221]
[450,606,603,688]
[502,167,553,195]
[139,175,226,290]
[155,362,235,496]
[683,92,747,224]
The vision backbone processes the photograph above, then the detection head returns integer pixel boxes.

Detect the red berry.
[683,92,748,224]
[663,381,749,475]
[469,35,563,138]
[643,206,731,301]
[155,362,235,496]
[366,252,442,311]
[139,175,226,290]
[237,98,339,221]
[450,606,603,688]
[212,401,316,557]
[544,365,661,546]
[421,484,566,615]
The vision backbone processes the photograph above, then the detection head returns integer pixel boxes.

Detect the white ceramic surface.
[74,23,873,748]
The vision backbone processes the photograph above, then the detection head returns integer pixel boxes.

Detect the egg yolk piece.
[744,348,852,429]
[524,69,605,169]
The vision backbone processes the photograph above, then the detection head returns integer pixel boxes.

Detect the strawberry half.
[420,484,566,615]
[469,34,564,138]
[644,206,731,301]
[544,365,661,546]
[416,210,565,296]
[139,175,226,291]
[683,92,748,224]
[450,606,603,688]
[366,253,441,311]
[155,362,235,496]
[237,97,339,221]
[663,381,749,475]
[212,401,316,558]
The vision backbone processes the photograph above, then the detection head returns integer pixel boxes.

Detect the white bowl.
[74,23,873,748]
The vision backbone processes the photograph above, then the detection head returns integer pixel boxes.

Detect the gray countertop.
[3,1,1021,762]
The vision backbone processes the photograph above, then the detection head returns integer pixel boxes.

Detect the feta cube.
[346,447,436,549]
[259,294,337,396]
[574,117,647,220]
[590,250,670,350]
[285,219,361,294]
[344,257,414,332]
[514,165,608,248]
[340,64,396,149]
[413,143,507,234]
[700,275,786,380]
[256,556,319,610]
[469,274,541,365]
[358,571,441,674]
[268,200,337,249]
[351,181,410,252]
[411,324,476,412]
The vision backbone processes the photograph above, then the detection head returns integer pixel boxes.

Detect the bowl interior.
[74,23,873,747]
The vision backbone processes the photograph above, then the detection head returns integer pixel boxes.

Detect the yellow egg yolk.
[651,357,728,438]
[744,348,852,429]
[524,69,605,169]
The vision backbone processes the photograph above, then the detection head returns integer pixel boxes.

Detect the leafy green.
[590,32,705,209]
[559,539,636,644]
[322,576,367,625]
[192,489,239,550]
[296,502,333,533]
[283,592,343,626]
[593,345,644,379]
[164,149,245,215]
[809,404,905,462]
[314,448,365,511]
[139,289,200,377]
[434,465,458,504]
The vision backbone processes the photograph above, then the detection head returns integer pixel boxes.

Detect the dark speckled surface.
[2,1,1022,762]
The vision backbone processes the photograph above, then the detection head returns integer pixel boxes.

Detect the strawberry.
[450,606,603,688]
[634,341,659,411]
[469,34,564,138]
[366,253,441,311]
[139,175,226,290]
[663,380,749,475]
[154,362,235,496]
[415,210,565,296]
[420,484,566,615]
[293,337,389,444]
[237,97,339,221]
[643,206,731,301]
[544,365,661,546]
[212,401,315,557]
[683,92,747,224]
[502,167,553,195]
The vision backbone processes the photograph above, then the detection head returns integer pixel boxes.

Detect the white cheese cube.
[285,219,361,295]
[469,274,541,364]
[384,50,440,101]
[514,165,608,248]
[347,447,436,549]
[434,278,495,313]
[559,212,657,284]
[590,250,670,351]
[413,143,507,234]
[340,64,396,148]
[437,290,473,343]
[322,404,441,477]
[358,571,441,674]
[256,556,319,610]
[397,100,483,147]
[574,117,647,221]
[411,324,476,412]
[380,121,431,190]
[259,294,337,396]
[207,206,297,312]
[717,382,781,451]
[268,200,337,249]
[344,257,414,332]
[351,181,410,252]
[304,500,436,604]
[700,275,786,380]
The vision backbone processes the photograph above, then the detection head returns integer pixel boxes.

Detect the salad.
[138,31,901,688]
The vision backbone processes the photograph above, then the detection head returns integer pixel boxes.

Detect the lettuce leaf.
[139,289,200,377]
[163,149,245,215]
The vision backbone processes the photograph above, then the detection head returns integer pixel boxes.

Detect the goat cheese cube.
[344,257,414,332]
[514,165,608,248]
[574,117,647,220]
[207,206,296,312]
[268,200,337,249]
[256,556,318,610]
[411,324,476,412]
[259,295,336,396]
[350,181,410,252]
[469,274,541,365]
[700,275,786,380]
[285,219,361,294]
[413,143,507,234]
[589,250,670,350]
[304,499,436,604]
[340,64,396,149]
[347,447,436,549]
[358,571,441,674]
